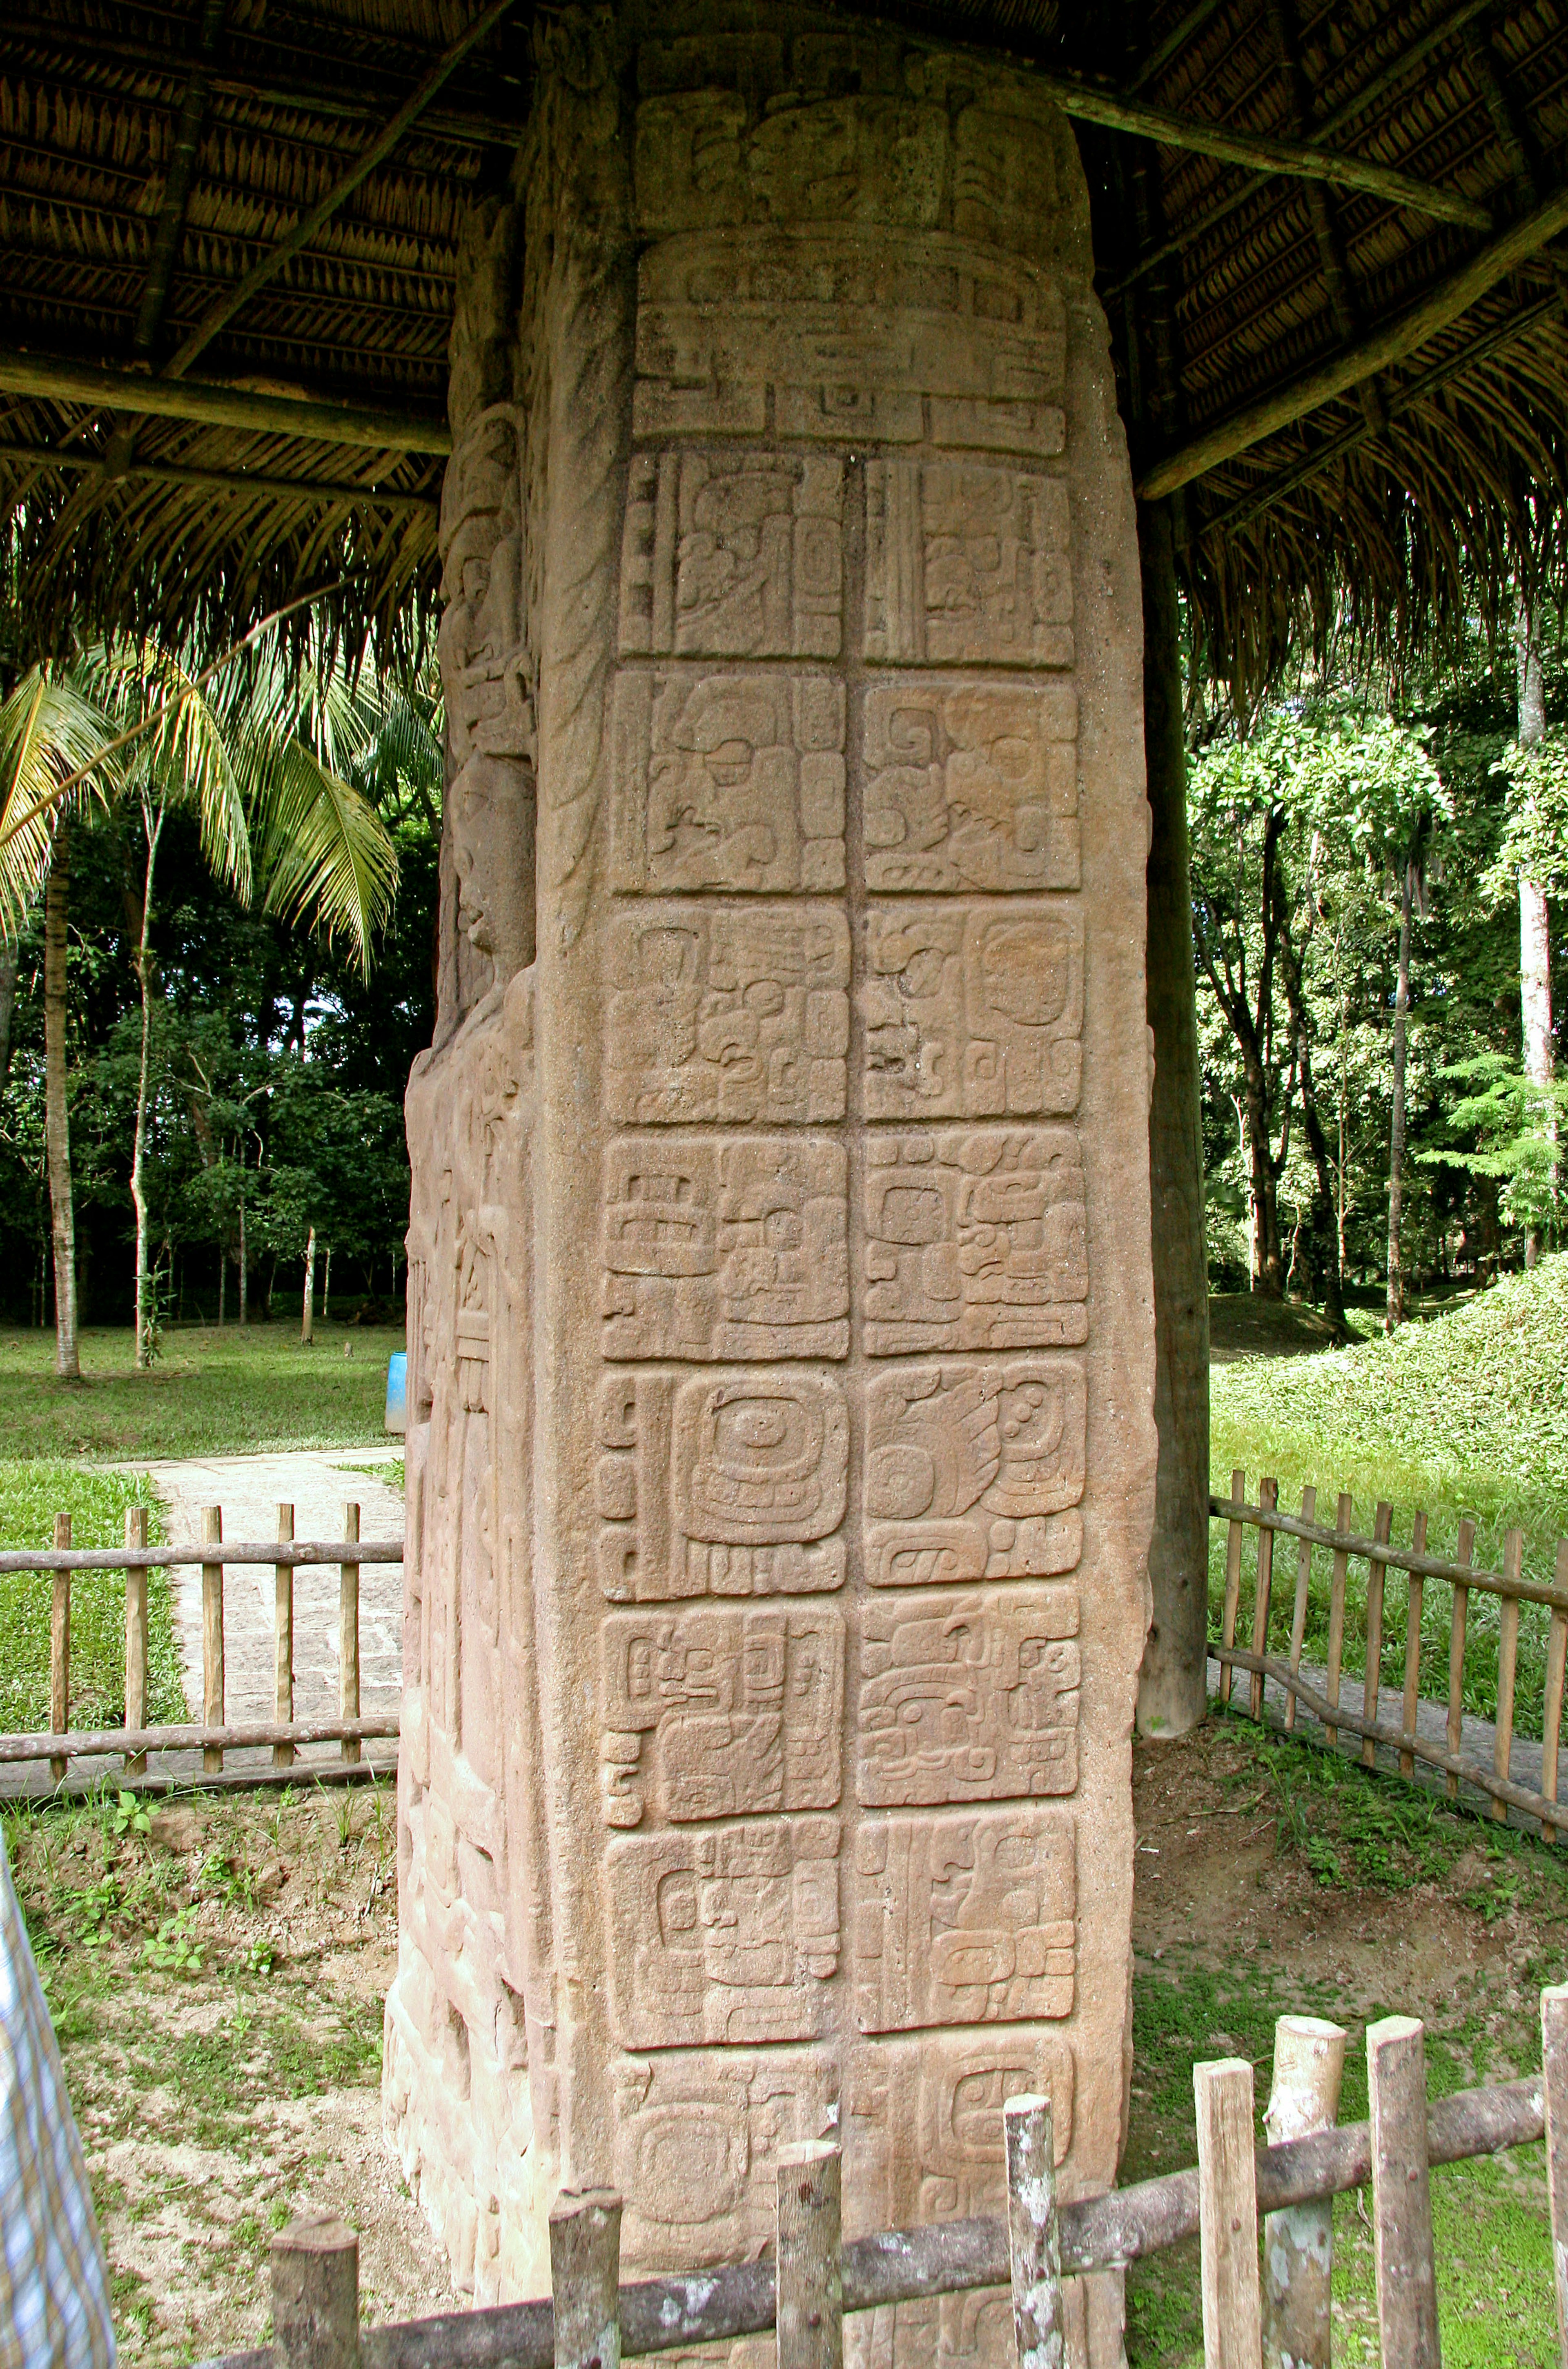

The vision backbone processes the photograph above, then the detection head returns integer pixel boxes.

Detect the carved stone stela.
[386,19,1155,2369]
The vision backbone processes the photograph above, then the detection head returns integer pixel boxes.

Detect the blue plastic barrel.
[385,1350,408,1434]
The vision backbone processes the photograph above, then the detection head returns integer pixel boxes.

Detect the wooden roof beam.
[131,0,226,361]
[1137,182,1568,499]
[0,351,450,453]
[0,440,438,510]
[162,0,521,380]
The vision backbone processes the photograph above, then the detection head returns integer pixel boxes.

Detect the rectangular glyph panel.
[602,1134,849,1359]
[858,1589,1080,1805]
[595,1367,849,1601]
[845,2029,1075,2223]
[620,450,843,658]
[864,1129,1088,1354]
[861,679,1079,893]
[601,1603,845,1826]
[863,1358,1086,1584]
[862,903,1083,1119]
[611,670,846,894]
[605,903,849,1126]
[854,1807,1076,2031]
[864,460,1073,668]
[615,2047,841,2270]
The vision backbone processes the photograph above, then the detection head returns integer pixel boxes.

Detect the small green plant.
[143,1905,205,1974]
[244,1937,277,1975]
[107,1789,150,1841]
[73,1872,121,1948]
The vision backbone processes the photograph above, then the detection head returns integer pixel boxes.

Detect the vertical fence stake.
[1368,2015,1440,2368]
[1261,2015,1345,2369]
[1494,1527,1523,1819]
[1195,2057,1261,2369]
[1540,1984,1568,2367]
[271,2213,360,2369]
[1220,1469,1245,1707]
[549,2188,623,2369]
[1004,2093,1063,2369]
[1401,1509,1428,1779]
[1285,1485,1315,1732]
[201,1505,224,1775]
[1325,1490,1352,1750]
[1543,1545,1568,1845]
[123,1505,149,1776]
[340,1502,361,1766]
[1362,1501,1392,1768]
[275,1504,295,1770]
[49,1511,70,1783]
[776,2138,842,2369]
[1446,1515,1476,1800]
[1250,1477,1278,1720]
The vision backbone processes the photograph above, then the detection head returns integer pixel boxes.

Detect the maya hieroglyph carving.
[388,18,1155,2367]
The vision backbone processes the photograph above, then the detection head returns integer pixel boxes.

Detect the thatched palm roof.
[2,0,1565,684]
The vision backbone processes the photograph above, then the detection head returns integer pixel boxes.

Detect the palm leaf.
[245,741,399,974]
[0,668,122,937]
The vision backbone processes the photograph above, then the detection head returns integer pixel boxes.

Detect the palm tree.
[0,630,408,1372]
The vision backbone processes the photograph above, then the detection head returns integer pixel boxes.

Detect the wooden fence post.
[1325,1489,1353,1749]
[1220,1469,1245,1707]
[1401,1509,1428,1779]
[549,2188,623,2369]
[1261,2015,1345,2369]
[275,1504,295,1769]
[1445,1514,1476,1799]
[1367,2015,1440,2368]
[201,1505,224,1775]
[1541,1983,1568,2366]
[1494,1527,1523,1818]
[1194,2057,1261,2369]
[1363,1501,1393,1767]
[1004,2093,1063,2369]
[1250,1476,1278,1720]
[49,1511,69,1783]
[271,2213,360,2369]
[124,1505,149,1776]
[777,2138,843,2369]
[340,1503,361,1766]
[1285,1485,1315,1732]
[1544,1543,1568,1844]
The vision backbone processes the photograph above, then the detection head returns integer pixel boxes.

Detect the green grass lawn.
[0,1320,405,1463]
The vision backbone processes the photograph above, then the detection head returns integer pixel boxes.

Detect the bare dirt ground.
[7,1707,1564,2366]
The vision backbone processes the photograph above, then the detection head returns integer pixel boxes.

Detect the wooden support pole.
[777,2140,843,2369]
[1363,1501,1392,1768]
[1325,1489,1352,1749]
[1543,1543,1568,1844]
[1495,1527,1523,1818]
[201,1505,224,1775]
[1262,2016,1346,2369]
[276,1504,295,1770]
[1285,1485,1315,1731]
[1004,2095,1063,2369]
[0,444,439,512]
[49,1512,69,1783]
[0,350,451,455]
[1541,1984,1568,2366]
[1446,1516,1476,1800]
[549,2189,623,2369]
[1367,2017,1440,2367]
[271,2213,360,2369]
[1221,1470,1245,1709]
[341,1503,361,1766]
[124,1505,149,1776]
[1195,2058,1262,2368]
[1250,1476,1278,1721]
[1401,1509,1428,1779]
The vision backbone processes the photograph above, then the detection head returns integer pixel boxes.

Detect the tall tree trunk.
[0,942,19,1091]
[238,1193,247,1326]
[1517,592,1555,1266]
[1243,1049,1285,1296]
[43,849,79,1379]
[1298,1038,1348,1335]
[301,1225,316,1343]
[130,801,165,1370]
[1386,855,1415,1334]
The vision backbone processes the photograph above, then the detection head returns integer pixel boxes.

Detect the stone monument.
[386,14,1157,2364]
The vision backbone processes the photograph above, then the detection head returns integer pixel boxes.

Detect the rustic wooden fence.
[0,1504,402,1789]
[203,1989,1568,2369]
[1212,1470,1568,1833]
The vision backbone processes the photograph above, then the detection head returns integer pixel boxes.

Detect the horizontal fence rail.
[1210,1472,1568,1837]
[0,1502,401,1783]
[200,1998,1568,2369]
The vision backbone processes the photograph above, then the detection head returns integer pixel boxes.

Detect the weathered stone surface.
[386,13,1156,2363]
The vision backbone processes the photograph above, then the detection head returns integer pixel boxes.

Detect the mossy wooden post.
[1494,1526,1523,1817]
[1137,495,1212,1741]
[272,2213,360,2369]
[1220,1469,1245,1708]
[1250,1476,1278,1720]
[1363,1501,1393,1767]
[1401,1509,1427,1779]
[340,1502,361,1766]
[1285,1485,1315,1731]
[1004,2093,1064,2369]
[202,1503,224,1773]
[123,1504,149,1775]
[275,1503,295,1769]
[49,1510,69,1782]
[1542,1543,1568,1843]
[1325,1489,1353,1748]
[777,2139,843,2369]
[1367,2016,1439,2367]
[1541,1984,1568,2360]
[1195,2057,1262,2368]
[1262,2015,1345,2369]
[549,2189,622,2369]
[1445,1514,1476,1798]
